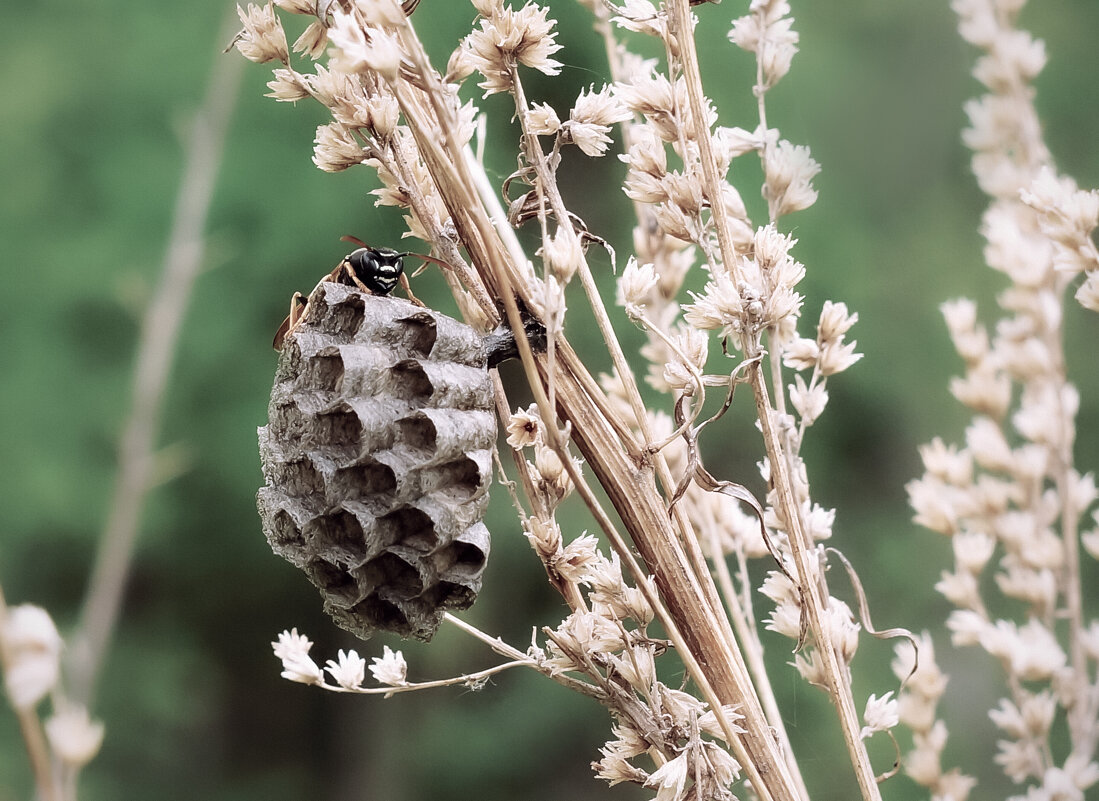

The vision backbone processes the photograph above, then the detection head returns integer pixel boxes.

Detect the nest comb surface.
[258,282,495,641]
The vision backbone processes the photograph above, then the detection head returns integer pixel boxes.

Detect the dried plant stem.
[67,30,242,706]
[11,707,54,800]
[394,76,799,801]
[752,368,878,792]
[588,15,806,782]
[443,613,532,661]
[510,68,738,666]
[380,132,494,313]
[665,1,879,798]
[704,524,795,790]
[1050,355,1089,743]
[531,350,801,801]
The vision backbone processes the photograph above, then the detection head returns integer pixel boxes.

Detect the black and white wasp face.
[347,247,405,296]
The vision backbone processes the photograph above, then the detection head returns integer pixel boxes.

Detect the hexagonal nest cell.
[258,282,495,641]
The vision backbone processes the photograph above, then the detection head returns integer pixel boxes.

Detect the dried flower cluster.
[230,1,1095,801]
[903,2,1099,800]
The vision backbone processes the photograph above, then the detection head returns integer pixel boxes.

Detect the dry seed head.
[369,93,401,139]
[683,272,744,336]
[532,442,573,506]
[817,299,858,341]
[1075,272,1099,311]
[859,692,899,740]
[697,705,745,743]
[936,568,982,608]
[617,257,658,319]
[293,20,329,58]
[273,628,325,684]
[554,533,601,584]
[541,230,582,283]
[45,706,105,769]
[305,65,361,114]
[555,610,626,659]
[615,73,680,142]
[369,153,413,208]
[527,101,562,135]
[623,167,666,205]
[441,34,477,82]
[528,273,566,322]
[611,0,666,39]
[233,3,291,64]
[763,140,820,217]
[949,363,1011,418]
[965,416,1013,470]
[728,0,799,89]
[463,3,563,96]
[818,337,862,376]
[789,373,827,424]
[524,516,562,562]
[646,752,689,799]
[793,650,828,686]
[329,12,402,79]
[266,68,311,101]
[257,283,495,641]
[368,644,408,685]
[564,85,631,158]
[2,604,63,710]
[918,437,974,486]
[713,125,765,166]
[471,0,502,16]
[652,198,695,242]
[605,646,657,691]
[1021,168,1099,244]
[941,299,990,364]
[972,29,1046,90]
[753,224,796,270]
[782,336,818,370]
[594,747,650,787]
[662,171,703,216]
[312,122,367,172]
[662,326,707,392]
[325,648,368,689]
[620,123,668,181]
[274,0,317,13]
[356,0,409,27]
[765,596,802,641]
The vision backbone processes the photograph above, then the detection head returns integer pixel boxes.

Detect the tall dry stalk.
[0,22,242,801]
[900,2,1099,800]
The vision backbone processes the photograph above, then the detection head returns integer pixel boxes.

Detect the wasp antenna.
[340,234,369,249]
[405,252,455,272]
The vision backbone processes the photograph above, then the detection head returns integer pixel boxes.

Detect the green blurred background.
[2,1,1097,799]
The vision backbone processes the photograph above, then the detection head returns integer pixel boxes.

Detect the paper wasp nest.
[257,282,494,641]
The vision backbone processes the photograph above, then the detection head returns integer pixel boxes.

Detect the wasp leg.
[273,292,308,351]
[333,259,372,293]
[398,272,426,307]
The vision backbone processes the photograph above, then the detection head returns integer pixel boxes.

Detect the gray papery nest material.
[258,282,495,641]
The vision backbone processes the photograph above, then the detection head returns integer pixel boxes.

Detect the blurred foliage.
[1,1,1097,800]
